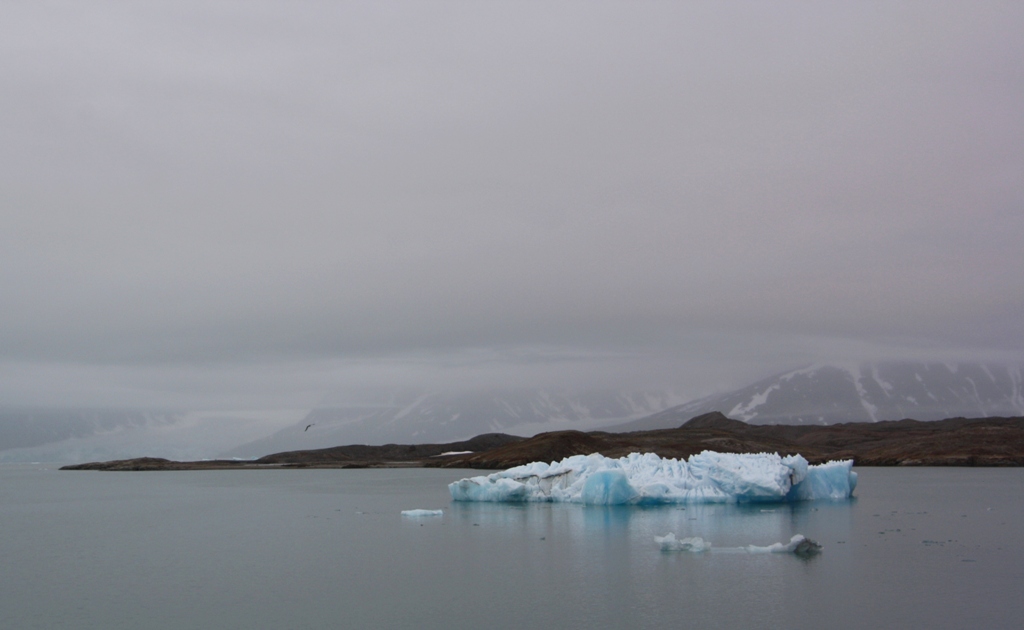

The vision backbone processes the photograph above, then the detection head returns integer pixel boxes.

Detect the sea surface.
[1,465,1021,629]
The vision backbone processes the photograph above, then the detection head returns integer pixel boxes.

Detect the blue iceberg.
[448,451,856,505]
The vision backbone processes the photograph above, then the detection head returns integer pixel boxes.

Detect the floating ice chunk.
[401,509,443,517]
[448,451,856,505]
[742,535,822,556]
[657,533,822,555]
[655,532,711,553]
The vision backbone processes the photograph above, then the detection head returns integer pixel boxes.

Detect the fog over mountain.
[0,408,178,452]
[225,388,684,458]
[2,2,1023,453]
[0,408,304,463]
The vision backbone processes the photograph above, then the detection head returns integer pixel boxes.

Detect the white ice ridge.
[656,533,822,555]
[401,509,443,517]
[448,451,856,505]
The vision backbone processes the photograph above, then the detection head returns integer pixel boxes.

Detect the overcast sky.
[2,1,1022,408]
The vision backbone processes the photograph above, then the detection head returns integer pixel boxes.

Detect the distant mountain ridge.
[14,362,1024,464]
[225,388,683,457]
[612,362,1024,431]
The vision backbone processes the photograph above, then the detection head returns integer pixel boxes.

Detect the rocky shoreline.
[60,413,1024,471]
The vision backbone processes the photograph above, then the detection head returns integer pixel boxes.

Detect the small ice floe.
[742,534,822,556]
[655,533,822,556]
[655,532,711,553]
[401,509,443,517]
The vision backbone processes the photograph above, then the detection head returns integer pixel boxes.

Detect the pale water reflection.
[1,465,1020,629]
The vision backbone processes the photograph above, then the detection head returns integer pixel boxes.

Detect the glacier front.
[448,451,856,505]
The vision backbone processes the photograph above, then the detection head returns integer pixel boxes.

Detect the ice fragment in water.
[401,509,443,517]
[449,451,856,505]
[656,533,822,555]
[742,534,822,555]
[655,532,711,553]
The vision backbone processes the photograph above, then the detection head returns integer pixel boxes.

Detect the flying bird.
[304,423,315,432]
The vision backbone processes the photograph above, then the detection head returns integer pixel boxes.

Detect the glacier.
[448,451,856,505]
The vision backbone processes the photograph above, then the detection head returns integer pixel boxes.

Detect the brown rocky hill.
[62,412,1024,470]
[436,413,1024,468]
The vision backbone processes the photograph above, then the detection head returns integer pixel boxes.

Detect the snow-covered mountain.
[613,362,1024,431]
[225,389,684,458]
[13,362,1021,462]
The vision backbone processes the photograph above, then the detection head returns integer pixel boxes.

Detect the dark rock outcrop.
[61,433,525,470]
[61,457,248,471]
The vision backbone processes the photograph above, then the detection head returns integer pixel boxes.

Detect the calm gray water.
[1,465,1021,629]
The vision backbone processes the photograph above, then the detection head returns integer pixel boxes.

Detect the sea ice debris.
[448,451,856,505]
[656,533,822,555]
[742,534,822,555]
[401,509,443,517]
[655,532,711,553]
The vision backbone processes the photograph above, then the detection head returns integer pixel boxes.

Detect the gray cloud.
[1,1,1022,406]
